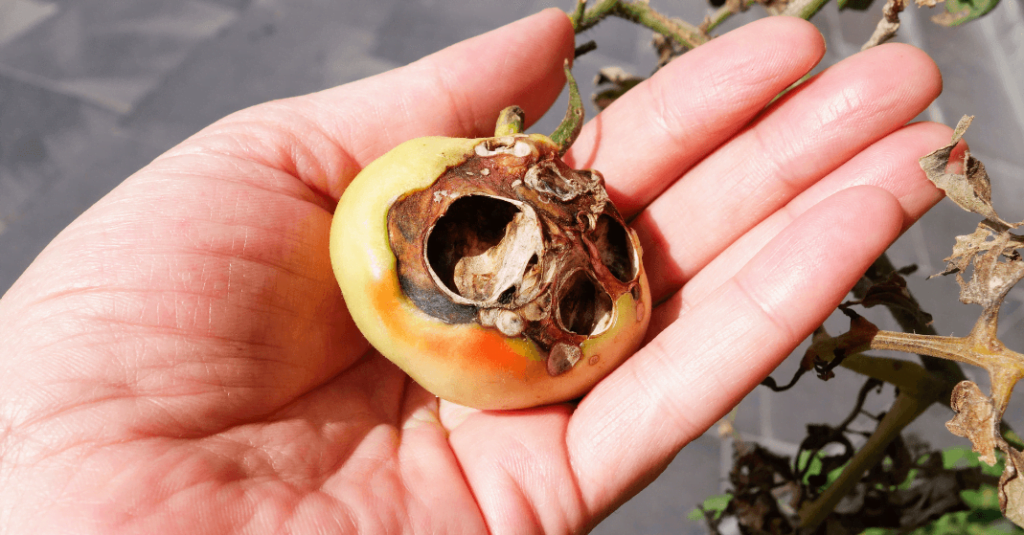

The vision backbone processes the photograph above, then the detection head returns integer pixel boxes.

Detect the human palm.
[0,10,948,535]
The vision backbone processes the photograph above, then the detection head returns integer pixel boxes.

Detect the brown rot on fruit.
[330,61,650,409]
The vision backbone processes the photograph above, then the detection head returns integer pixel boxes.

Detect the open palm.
[0,10,948,535]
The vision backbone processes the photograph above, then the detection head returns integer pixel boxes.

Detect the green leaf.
[686,494,732,521]
[961,485,1001,511]
[942,446,1004,477]
[935,0,1001,26]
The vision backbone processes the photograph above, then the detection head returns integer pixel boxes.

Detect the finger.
[176,8,575,201]
[566,186,904,515]
[645,121,948,337]
[445,403,586,535]
[636,42,942,301]
[564,16,826,216]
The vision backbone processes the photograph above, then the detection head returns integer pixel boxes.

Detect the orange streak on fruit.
[367,269,536,383]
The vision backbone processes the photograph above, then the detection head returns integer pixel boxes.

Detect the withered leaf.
[919,115,1014,227]
[727,441,799,533]
[932,224,995,278]
[796,310,880,383]
[651,33,684,68]
[946,381,1000,466]
[954,228,1024,310]
[1000,445,1024,528]
[849,271,933,326]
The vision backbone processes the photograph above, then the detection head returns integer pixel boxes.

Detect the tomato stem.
[550,60,584,156]
[494,106,525,136]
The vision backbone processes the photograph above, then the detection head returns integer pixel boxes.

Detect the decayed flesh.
[387,135,642,375]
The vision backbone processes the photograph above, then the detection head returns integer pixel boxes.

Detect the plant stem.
[839,353,947,401]
[871,331,984,367]
[574,0,618,31]
[569,0,587,29]
[494,106,525,136]
[703,0,758,34]
[870,329,1024,415]
[574,0,709,49]
[798,391,931,530]
[782,0,834,19]
[613,1,709,48]
[858,253,967,400]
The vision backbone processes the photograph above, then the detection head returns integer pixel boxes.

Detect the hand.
[0,9,946,534]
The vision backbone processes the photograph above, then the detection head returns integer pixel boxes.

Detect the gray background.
[2,0,1023,532]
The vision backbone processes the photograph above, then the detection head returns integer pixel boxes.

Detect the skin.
[0,9,947,535]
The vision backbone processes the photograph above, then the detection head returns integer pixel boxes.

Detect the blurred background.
[1,0,1023,532]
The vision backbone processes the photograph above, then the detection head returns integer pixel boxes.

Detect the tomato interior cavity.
[426,195,520,299]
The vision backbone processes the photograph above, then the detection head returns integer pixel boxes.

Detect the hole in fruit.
[426,196,519,297]
[557,270,614,336]
[593,214,635,283]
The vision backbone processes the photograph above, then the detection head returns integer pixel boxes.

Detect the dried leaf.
[829,439,991,532]
[849,271,933,326]
[919,116,1016,227]
[650,33,686,68]
[932,224,995,278]
[957,230,1024,311]
[946,381,1000,466]
[1000,445,1024,527]
[790,311,881,387]
[726,441,800,533]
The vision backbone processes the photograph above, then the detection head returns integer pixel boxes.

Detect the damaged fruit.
[329,63,650,409]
